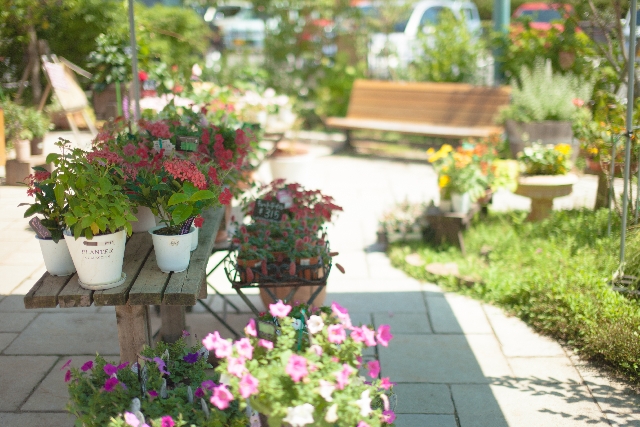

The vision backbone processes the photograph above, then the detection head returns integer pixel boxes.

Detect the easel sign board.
[43,62,88,112]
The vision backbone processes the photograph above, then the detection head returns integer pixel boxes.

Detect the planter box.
[506,120,578,162]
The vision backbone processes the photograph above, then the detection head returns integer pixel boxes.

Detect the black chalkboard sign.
[253,198,285,222]
[29,217,52,239]
[176,136,199,152]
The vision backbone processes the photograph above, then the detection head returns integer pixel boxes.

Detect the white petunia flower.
[292,318,303,330]
[219,373,231,386]
[283,403,315,427]
[318,379,335,402]
[307,315,324,334]
[325,403,338,423]
[355,389,372,417]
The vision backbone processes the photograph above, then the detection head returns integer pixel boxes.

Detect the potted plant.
[47,139,137,289]
[203,301,396,427]
[64,334,248,427]
[515,142,577,221]
[19,167,75,276]
[1,100,33,161]
[24,107,51,155]
[498,59,594,160]
[378,201,427,244]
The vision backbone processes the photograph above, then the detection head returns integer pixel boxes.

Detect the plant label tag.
[276,190,293,208]
[153,139,174,156]
[253,199,285,222]
[176,136,199,152]
[29,217,51,239]
[257,320,280,341]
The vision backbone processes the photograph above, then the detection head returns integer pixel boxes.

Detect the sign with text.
[253,198,285,222]
[29,217,51,239]
[176,136,199,152]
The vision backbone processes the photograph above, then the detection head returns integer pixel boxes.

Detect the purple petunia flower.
[103,377,119,392]
[64,370,71,382]
[194,387,205,398]
[183,352,199,364]
[103,363,118,377]
[80,361,93,372]
[153,357,170,376]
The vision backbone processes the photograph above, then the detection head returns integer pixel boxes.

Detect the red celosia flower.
[208,166,220,185]
[194,215,205,228]
[219,188,232,205]
[164,159,208,190]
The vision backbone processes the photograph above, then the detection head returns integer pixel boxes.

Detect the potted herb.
[19,167,75,276]
[47,139,137,290]
[498,60,594,160]
[24,107,51,155]
[1,100,33,161]
[203,301,396,427]
[515,142,577,221]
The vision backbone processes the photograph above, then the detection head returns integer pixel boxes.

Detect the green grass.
[389,209,640,383]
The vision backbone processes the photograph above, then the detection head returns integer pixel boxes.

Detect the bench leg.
[342,130,354,152]
[115,305,152,364]
[159,305,186,343]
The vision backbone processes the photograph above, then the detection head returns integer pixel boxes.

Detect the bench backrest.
[346,79,511,128]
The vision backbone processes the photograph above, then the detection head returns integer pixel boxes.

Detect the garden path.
[0,131,638,426]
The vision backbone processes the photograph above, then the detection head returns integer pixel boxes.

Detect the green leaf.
[189,190,215,202]
[98,177,112,193]
[171,204,193,225]
[80,216,94,229]
[23,204,40,218]
[168,193,190,207]
[54,185,65,208]
[182,181,198,197]
[46,153,59,164]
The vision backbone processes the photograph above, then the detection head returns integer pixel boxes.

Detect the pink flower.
[123,143,137,156]
[269,301,292,318]
[64,370,71,382]
[351,327,365,343]
[361,325,377,347]
[572,98,585,107]
[235,338,254,360]
[309,344,323,356]
[202,331,223,351]
[357,422,370,427]
[382,410,396,423]
[327,324,346,344]
[356,356,363,368]
[103,377,119,392]
[245,318,257,337]
[377,324,393,347]
[164,159,207,190]
[60,359,72,370]
[81,361,93,372]
[367,360,380,378]
[227,357,247,378]
[219,188,232,205]
[215,339,233,359]
[334,364,354,390]
[331,302,352,327]
[379,377,395,390]
[286,354,309,382]
[124,412,140,427]
[259,339,273,350]
[239,373,259,398]
[104,363,118,377]
[210,384,234,410]
[203,332,233,358]
[160,416,175,427]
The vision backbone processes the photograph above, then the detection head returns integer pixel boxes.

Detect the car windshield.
[518,9,563,23]
[393,9,413,32]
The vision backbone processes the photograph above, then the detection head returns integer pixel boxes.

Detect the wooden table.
[23,207,224,363]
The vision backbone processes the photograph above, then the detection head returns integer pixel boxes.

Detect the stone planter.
[515,174,578,221]
[506,120,577,162]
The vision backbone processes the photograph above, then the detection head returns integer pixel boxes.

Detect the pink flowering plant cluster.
[65,335,247,427]
[19,166,67,242]
[202,301,396,427]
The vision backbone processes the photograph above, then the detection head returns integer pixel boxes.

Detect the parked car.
[367,0,481,77]
[511,2,574,32]
[622,7,640,58]
[203,2,265,50]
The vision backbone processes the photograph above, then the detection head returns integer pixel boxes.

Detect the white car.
[203,2,265,49]
[368,0,482,77]
[622,7,640,59]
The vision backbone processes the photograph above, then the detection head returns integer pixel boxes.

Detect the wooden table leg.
[159,305,186,343]
[115,305,152,363]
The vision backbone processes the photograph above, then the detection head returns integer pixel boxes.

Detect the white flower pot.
[191,225,198,251]
[36,236,76,276]
[150,226,194,273]
[131,206,157,233]
[451,193,471,215]
[269,150,314,186]
[439,200,452,213]
[64,229,127,290]
[14,139,31,162]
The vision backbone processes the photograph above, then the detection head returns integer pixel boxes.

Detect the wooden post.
[115,305,152,363]
[0,108,5,167]
[159,305,186,343]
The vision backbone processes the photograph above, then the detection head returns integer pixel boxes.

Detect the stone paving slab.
[0,312,37,332]
[395,414,458,427]
[0,333,17,352]
[4,313,120,356]
[394,383,454,414]
[508,357,583,383]
[379,335,488,384]
[373,312,432,334]
[443,294,494,334]
[0,265,41,295]
[451,384,510,427]
[464,334,513,379]
[0,412,73,427]
[0,355,58,411]
[327,291,428,314]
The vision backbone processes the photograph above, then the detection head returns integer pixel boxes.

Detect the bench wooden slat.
[58,276,93,307]
[162,206,224,306]
[23,273,74,308]
[93,233,154,306]
[127,250,170,305]
[325,117,502,139]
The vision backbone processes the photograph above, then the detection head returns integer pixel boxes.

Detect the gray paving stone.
[484,305,565,357]
[0,265,39,295]
[374,312,432,334]
[0,412,74,427]
[23,356,95,412]
[4,313,120,356]
[327,291,427,314]
[0,312,37,332]
[379,335,487,383]
[394,414,457,427]
[0,355,57,410]
[0,295,100,313]
[327,276,423,293]
[425,294,463,334]
[0,333,17,352]
[394,383,454,414]
[464,334,513,378]
[508,357,583,383]
[444,294,493,334]
[451,384,510,427]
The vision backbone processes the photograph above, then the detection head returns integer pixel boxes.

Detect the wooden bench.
[23,207,225,363]
[325,79,511,148]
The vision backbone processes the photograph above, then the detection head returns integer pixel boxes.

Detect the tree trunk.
[28,25,41,105]
[595,171,609,210]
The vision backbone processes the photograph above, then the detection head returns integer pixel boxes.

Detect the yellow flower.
[554,143,572,156]
[588,147,598,155]
[426,148,435,156]
[439,175,450,188]
[441,144,453,154]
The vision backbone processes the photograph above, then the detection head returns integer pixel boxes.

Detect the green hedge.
[389,209,640,383]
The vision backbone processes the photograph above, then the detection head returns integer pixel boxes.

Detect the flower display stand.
[515,174,578,221]
[426,203,482,256]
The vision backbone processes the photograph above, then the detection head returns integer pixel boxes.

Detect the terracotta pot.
[237,258,262,283]
[259,284,327,311]
[586,158,638,177]
[30,137,44,155]
[14,139,31,162]
[215,203,233,244]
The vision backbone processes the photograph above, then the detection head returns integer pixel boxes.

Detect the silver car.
[203,2,265,50]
